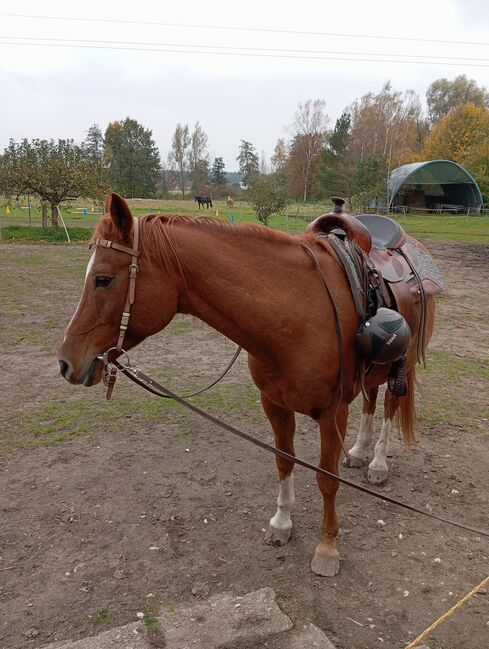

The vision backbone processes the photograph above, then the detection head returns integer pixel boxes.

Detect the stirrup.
[388,356,408,397]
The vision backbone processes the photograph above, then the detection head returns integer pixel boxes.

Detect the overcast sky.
[1,0,488,170]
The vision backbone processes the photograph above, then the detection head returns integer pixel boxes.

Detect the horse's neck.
[170,223,312,357]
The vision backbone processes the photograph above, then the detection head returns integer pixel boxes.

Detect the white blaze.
[85,252,95,279]
[63,252,95,343]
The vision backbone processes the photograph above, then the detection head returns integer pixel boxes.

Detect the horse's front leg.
[311,403,348,577]
[261,394,296,547]
[344,387,378,467]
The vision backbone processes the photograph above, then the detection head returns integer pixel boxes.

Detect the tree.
[270,138,289,192]
[317,112,353,205]
[84,124,104,161]
[348,83,425,170]
[352,154,388,208]
[247,176,288,226]
[104,118,160,198]
[259,150,269,175]
[288,99,329,201]
[0,138,107,228]
[155,163,175,199]
[464,139,489,199]
[187,122,209,192]
[426,75,489,124]
[236,140,259,184]
[421,102,489,165]
[211,157,227,185]
[168,123,190,198]
[271,139,288,174]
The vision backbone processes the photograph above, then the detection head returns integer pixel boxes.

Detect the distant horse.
[226,196,235,209]
[58,193,437,577]
[194,195,213,209]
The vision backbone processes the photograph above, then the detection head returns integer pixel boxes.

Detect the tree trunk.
[41,204,48,229]
[51,204,59,229]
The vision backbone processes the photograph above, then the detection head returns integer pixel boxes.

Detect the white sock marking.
[369,418,392,473]
[349,413,374,462]
[270,474,295,531]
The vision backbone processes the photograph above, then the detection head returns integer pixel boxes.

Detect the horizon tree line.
[1,73,488,228]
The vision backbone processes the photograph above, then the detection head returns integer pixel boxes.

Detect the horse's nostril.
[58,359,69,378]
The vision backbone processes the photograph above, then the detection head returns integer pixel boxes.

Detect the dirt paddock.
[0,238,488,649]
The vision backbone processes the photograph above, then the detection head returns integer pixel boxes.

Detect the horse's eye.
[95,276,114,289]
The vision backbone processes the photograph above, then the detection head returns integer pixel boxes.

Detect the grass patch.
[418,349,489,429]
[8,380,260,450]
[2,199,488,244]
[143,601,158,631]
[421,349,489,382]
[89,610,113,627]
[1,225,92,243]
[15,331,41,345]
[192,384,259,411]
[170,321,192,334]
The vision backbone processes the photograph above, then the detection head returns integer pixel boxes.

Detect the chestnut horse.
[58,194,435,576]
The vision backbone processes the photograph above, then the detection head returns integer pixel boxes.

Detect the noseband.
[90,216,140,399]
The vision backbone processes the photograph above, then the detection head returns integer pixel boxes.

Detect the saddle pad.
[403,239,444,290]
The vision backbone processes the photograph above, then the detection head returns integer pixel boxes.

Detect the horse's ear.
[109,193,133,238]
[104,195,112,214]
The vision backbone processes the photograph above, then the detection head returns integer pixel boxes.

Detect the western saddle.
[307,198,443,395]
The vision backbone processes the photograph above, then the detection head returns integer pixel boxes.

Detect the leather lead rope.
[115,359,489,539]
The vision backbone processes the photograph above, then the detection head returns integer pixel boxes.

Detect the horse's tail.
[398,367,417,445]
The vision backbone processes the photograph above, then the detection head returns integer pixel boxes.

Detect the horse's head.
[58,194,179,386]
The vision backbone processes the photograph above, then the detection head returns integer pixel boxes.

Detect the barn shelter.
[388,160,484,213]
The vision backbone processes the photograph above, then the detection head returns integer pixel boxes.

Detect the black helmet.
[356,307,411,364]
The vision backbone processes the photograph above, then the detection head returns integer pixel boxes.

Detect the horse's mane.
[94,213,316,283]
[141,213,298,245]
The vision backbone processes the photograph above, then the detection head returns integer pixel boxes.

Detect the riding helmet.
[356,307,411,364]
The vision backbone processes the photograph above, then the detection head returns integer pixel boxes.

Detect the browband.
[89,238,140,257]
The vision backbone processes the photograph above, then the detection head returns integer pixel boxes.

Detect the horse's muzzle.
[58,356,104,386]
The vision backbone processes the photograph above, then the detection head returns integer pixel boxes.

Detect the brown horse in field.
[58,194,436,576]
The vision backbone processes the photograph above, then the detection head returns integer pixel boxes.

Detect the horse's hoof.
[310,552,340,577]
[344,453,365,468]
[367,467,388,485]
[265,523,292,547]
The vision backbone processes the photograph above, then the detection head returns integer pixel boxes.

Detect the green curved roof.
[388,160,483,206]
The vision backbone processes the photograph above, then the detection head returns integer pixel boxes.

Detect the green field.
[1,197,488,243]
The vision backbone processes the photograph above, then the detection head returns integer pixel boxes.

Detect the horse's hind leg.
[344,387,379,467]
[367,390,399,485]
[261,394,296,547]
[311,403,349,577]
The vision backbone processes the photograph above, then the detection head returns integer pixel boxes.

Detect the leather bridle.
[90,216,140,400]
[90,215,241,400]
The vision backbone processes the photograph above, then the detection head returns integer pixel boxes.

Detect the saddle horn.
[306,197,372,255]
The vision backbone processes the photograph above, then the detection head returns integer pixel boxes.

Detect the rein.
[114,357,489,539]
[93,217,489,539]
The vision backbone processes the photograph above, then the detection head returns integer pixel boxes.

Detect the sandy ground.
[0,238,488,649]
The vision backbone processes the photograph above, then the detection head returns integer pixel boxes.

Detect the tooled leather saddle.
[306,198,443,395]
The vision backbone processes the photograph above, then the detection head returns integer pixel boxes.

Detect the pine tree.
[211,157,227,185]
[236,140,259,185]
